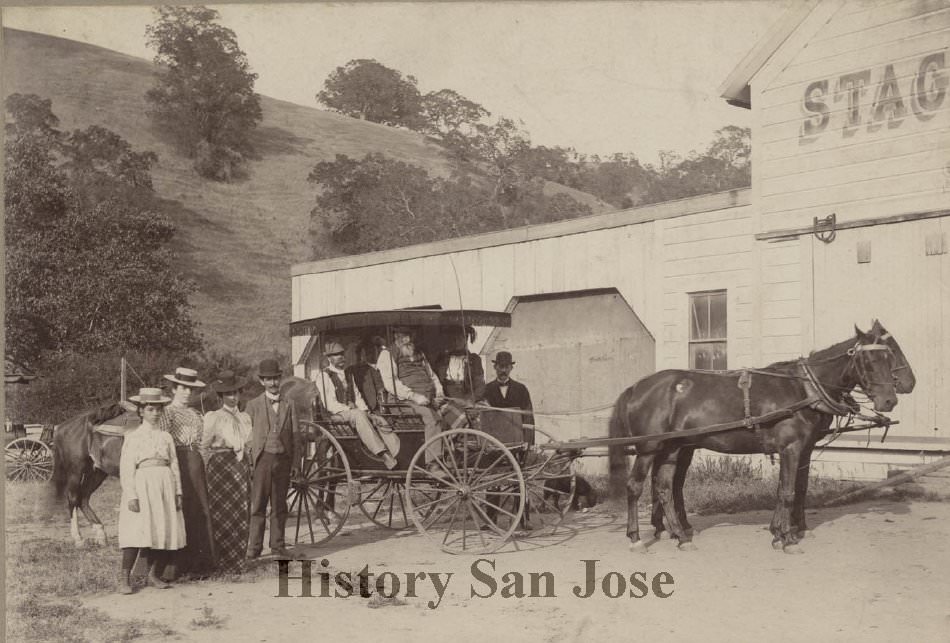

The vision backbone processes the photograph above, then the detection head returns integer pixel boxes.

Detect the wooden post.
[120,357,127,403]
[823,455,950,506]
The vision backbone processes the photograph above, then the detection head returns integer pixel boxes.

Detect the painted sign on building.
[800,51,947,139]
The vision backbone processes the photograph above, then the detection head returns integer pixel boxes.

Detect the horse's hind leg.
[649,466,666,539]
[627,454,654,552]
[79,468,109,546]
[654,451,694,550]
[673,448,695,537]
[792,444,814,539]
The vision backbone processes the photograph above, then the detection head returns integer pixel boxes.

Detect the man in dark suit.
[480,351,536,530]
[246,358,299,559]
[480,351,534,436]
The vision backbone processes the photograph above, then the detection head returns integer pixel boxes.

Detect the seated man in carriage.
[433,325,485,430]
[375,330,447,475]
[316,341,400,470]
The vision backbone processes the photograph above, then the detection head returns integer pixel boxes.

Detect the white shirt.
[119,423,182,499]
[316,365,369,415]
[201,406,252,461]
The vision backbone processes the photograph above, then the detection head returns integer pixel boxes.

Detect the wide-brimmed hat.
[129,387,172,406]
[492,351,515,366]
[324,341,345,356]
[163,366,206,388]
[258,358,281,378]
[212,370,246,394]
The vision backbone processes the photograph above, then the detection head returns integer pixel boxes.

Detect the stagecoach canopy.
[290,308,511,338]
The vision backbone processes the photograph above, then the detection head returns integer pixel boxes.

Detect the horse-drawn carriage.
[288,312,913,555]
[287,308,577,553]
[5,422,55,482]
[51,308,912,555]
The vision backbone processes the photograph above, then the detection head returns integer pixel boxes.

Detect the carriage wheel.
[405,428,525,554]
[358,476,414,530]
[287,422,353,547]
[515,428,577,535]
[5,437,54,482]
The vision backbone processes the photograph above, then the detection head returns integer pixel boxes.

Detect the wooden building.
[292,0,949,478]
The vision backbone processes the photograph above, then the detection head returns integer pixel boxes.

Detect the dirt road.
[81,499,950,642]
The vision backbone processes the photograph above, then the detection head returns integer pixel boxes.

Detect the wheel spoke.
[441,499,464,546]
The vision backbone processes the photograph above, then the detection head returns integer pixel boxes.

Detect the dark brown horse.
[52,403,134,547]
[641,320,917,548]
[608,323,904,554]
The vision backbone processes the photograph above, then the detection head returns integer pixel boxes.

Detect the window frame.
[688,289,727,370]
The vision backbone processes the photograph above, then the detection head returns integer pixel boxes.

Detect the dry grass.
[593,455,947,516]
[1,28,469,358]
[5,481,177,642]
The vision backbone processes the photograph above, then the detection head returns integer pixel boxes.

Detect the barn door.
[809,218,948,445]
[482,289,655,444]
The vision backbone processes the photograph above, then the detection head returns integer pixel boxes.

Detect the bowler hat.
[129,387,172,406]
[212,370,246,393]
[258,358,282,378]
[324,341,345,356]
[493,351,515,366]
[163,366,206,388]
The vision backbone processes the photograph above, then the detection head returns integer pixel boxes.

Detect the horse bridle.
[845,341,895,394]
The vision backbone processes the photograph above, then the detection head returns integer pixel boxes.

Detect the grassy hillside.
[2,28,611,359]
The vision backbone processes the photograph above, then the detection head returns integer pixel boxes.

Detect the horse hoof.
[677,541,698,552]
[783,544,805,555]
[629,541,649,554]
[771,539,784,551]
[655,531,672,541]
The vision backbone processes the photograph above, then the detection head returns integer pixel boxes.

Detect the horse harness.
[722,340,894,452]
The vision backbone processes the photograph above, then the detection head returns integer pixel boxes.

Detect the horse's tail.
[607,387,634,498]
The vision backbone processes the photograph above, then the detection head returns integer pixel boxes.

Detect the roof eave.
[718,1,820,107]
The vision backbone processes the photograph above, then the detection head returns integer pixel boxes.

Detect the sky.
[2,2,789,164]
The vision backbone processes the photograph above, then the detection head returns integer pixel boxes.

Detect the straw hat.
[163,366,206,388]
[129,387,172,406]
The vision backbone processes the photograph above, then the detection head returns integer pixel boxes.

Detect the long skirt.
[164,447,217,579]
[118,465,186,550]
[206,449,250,574]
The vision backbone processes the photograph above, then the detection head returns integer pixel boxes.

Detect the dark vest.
[396,353,436,399]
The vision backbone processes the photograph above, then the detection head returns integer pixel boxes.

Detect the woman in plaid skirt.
[201,371,252,573]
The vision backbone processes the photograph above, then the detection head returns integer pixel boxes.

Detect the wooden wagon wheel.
[288,422,353,546]
[357,474,415,530]
[5,437,54,482]
[405,428,525,554]
[515,427,578,535]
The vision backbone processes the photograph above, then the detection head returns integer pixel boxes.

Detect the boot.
[148,556,172,589]
[116,570,133,595]
[147,571,171,589]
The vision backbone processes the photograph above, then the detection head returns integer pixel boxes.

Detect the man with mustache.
[376,330,447,477]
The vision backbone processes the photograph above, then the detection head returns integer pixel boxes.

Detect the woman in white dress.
[201,371,252,573]
[117,388,185,594]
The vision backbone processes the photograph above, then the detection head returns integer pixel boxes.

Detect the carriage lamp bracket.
[813,213,837,243]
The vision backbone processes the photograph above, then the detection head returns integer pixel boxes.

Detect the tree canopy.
[317,59,424,129]
[4,93,202,367]
[308,152,592,255]
[144,5,262,181]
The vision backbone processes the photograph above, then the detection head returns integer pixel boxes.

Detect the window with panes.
[689,290,727,370]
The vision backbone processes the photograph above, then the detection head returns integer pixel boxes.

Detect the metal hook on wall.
[813,213,836,243]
